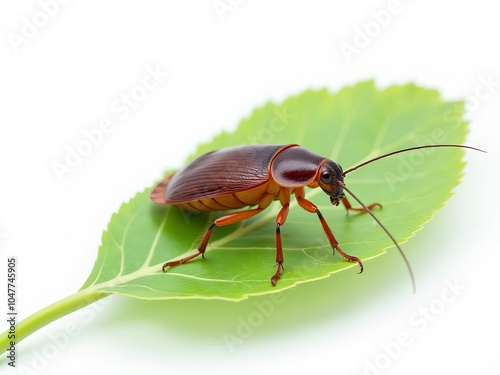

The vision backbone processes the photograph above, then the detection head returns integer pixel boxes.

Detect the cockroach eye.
[320,170,332,184]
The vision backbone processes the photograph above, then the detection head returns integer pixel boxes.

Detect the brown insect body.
[151,143,371,286]
[151,144,345,209]
[152,144,292,210]
[151,143,484,290]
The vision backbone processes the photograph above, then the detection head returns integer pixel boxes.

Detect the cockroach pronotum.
[151,144,484,291]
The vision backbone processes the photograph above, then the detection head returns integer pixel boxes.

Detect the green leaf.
[0,81,470,353]
[82,80,467,300]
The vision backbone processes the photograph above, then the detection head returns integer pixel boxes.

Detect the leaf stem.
[0,288,109,356]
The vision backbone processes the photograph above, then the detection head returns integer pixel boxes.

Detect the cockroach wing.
[153,144,295,204]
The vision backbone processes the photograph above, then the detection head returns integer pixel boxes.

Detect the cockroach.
[151,144,484,291]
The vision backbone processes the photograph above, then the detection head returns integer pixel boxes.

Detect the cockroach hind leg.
[162,221,215,271]
[161,250,204,271]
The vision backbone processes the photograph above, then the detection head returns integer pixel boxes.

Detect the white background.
[1,1,499,374]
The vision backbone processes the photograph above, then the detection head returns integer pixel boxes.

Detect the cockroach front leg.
[295,188,363,273]
[342,196,381,214]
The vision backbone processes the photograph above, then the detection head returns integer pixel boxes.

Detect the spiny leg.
[162,206,265,271]
[342,196,381,213]
[271,203,290,286]
[296,187,363,272]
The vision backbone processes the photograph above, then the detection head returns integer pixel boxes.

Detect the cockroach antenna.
[341,144,486,293]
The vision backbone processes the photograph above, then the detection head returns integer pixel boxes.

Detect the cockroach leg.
[271,203,290,286]
[342,196,381,213]
[162,207,266,271]
[295,188,363,273]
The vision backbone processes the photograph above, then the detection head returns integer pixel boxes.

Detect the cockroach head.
[317,160,345,206]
